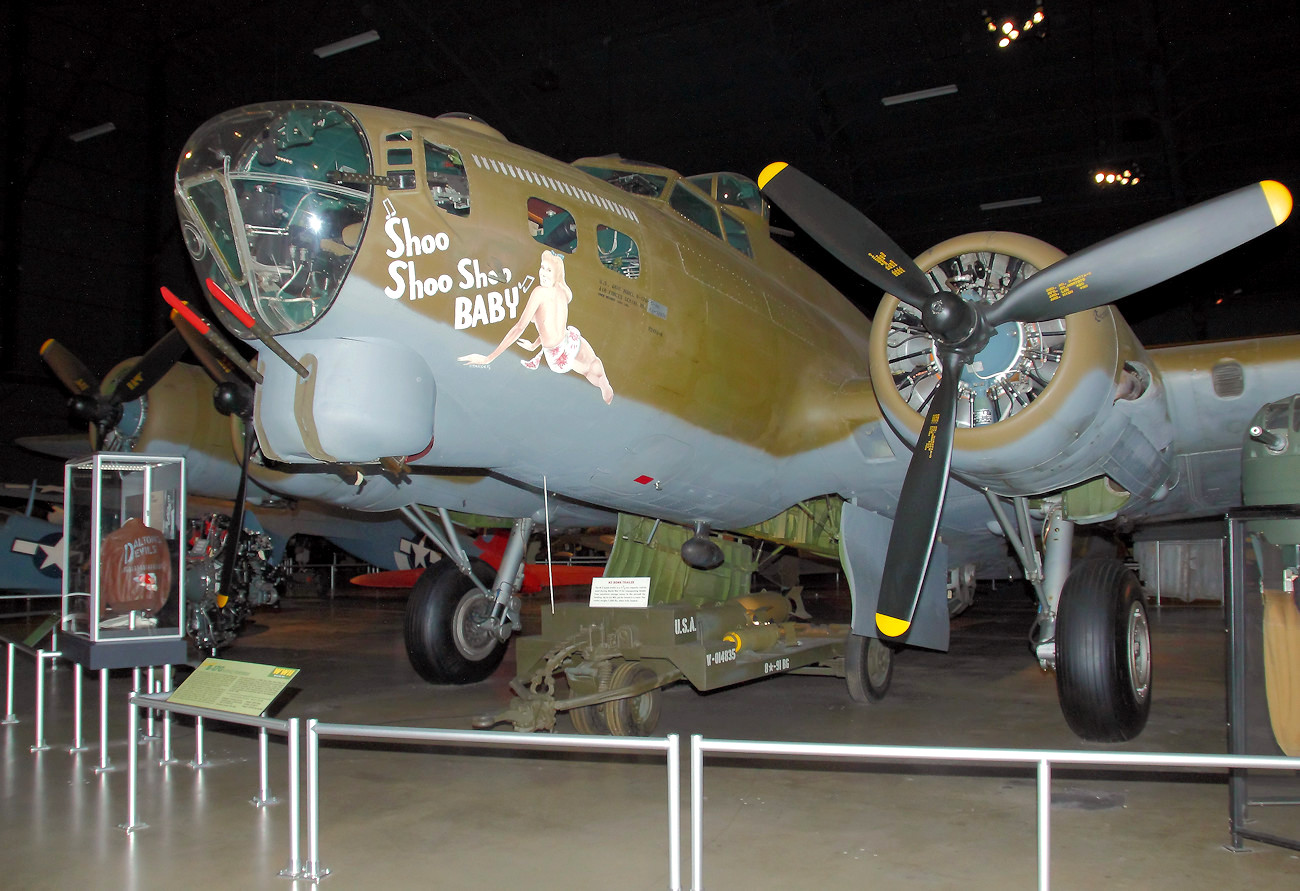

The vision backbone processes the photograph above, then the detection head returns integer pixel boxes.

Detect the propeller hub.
[921,291,991,356]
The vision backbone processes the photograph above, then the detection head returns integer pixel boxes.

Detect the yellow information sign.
[168,657,299,717]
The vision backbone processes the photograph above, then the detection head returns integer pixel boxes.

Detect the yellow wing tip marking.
[875,613,910,638]
[757,162,789,190]
[1262,181,1292,226]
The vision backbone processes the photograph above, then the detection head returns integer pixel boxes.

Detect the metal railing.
[2,634,62,752]
[127,691,303,878]
[304,720,681,887]
[688,735,1300,891]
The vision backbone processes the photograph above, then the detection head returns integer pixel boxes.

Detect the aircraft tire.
[602,661,661,736]
[1055,558,1152,741]
[403,559,506,684]
[845,633,893,703]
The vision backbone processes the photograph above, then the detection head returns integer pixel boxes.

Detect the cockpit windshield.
[686,173,768,219]
[174,102,372,335]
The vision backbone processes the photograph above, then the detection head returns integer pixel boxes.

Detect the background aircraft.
[36,98,1296,742]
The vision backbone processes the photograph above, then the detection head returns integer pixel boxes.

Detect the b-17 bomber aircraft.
[41,100,1297,741]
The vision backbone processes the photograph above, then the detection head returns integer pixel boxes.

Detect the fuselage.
[158,100,1299,576]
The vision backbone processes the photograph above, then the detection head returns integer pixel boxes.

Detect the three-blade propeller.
[40,329,188,449]
[758,162,1292,641]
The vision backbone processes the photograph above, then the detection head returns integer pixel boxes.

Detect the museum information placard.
[168,657,299,717]
[589,576,651,608]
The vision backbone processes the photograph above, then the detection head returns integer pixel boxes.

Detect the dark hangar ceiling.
[2,1,1298,482]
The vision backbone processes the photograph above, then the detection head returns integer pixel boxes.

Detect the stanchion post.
[189,715,209,769]
[667,733,681,891]
[93,668,114,773]
[280,717,302,879]
[143,666,156,740]
[119,691,147,833]
[690,734,703,891]
[3,642,16,724]
[1038,758,1051,891]
[303,718,330,881]
[253,726,280,806]
[68,662,88,752]
[159,665,176,764]
[30,650,50,752]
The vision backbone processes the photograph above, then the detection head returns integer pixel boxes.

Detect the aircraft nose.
[174,102,373,338]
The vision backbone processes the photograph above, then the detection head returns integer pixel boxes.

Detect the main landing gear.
[399,507,532,686]
[1055,558,1152,741]
[989,493,1153,742]
[404,559,505,684]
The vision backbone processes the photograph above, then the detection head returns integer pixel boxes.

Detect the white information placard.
[589,576,651,608]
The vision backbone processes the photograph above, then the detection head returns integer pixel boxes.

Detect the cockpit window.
[720,209,752,257]
[669,184,721,238]
[425,140,470,216]
[174,102,372,335]
[528,197,578,252]
[575,165,668,198]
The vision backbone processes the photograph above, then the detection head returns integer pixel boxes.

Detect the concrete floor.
[3,583,1298,890]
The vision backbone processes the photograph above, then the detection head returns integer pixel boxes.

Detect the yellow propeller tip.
[39,339,54,354]
[757,162,789,190]
[1262,180,1292,226]
[875,613,910,638]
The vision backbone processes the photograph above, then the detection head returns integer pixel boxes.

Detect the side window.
[424,140,470,216]
[669,184,721,238]
[597,225,640,279]
[528,197,577,253]
[721,209,752,257]
[384,131,416,190]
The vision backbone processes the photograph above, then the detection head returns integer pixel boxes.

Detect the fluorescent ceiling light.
[881,84,958,106]
[69,122,116,142]
[313,29,380,58]
[979,196,1043,211]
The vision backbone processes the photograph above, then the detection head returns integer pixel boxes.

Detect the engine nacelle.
[868,232,1176,511]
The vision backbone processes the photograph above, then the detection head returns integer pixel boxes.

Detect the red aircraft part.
[350,534,603,592]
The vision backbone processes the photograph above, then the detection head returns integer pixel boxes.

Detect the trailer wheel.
[569,703,608,735]
[403,559,506,684]
[1055,558,1152,741]
[845,634,893,702]
[602,661,661,736]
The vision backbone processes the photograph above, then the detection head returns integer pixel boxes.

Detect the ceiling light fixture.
[881,84,958,106]
[983,4,1045,49]
[979,196,1043,211]
[69,122,117,143]
[1093,164,1143,186]
[313,29,380,59]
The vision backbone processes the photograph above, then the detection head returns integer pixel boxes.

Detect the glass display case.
[59,454,188,669]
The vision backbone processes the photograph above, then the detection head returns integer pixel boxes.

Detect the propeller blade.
[756,162,935,309]
[875,348,964,640]
[170,308,237,385]
[987,180,1293,326]
[39,339,99,396]
[107,329,188,403]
